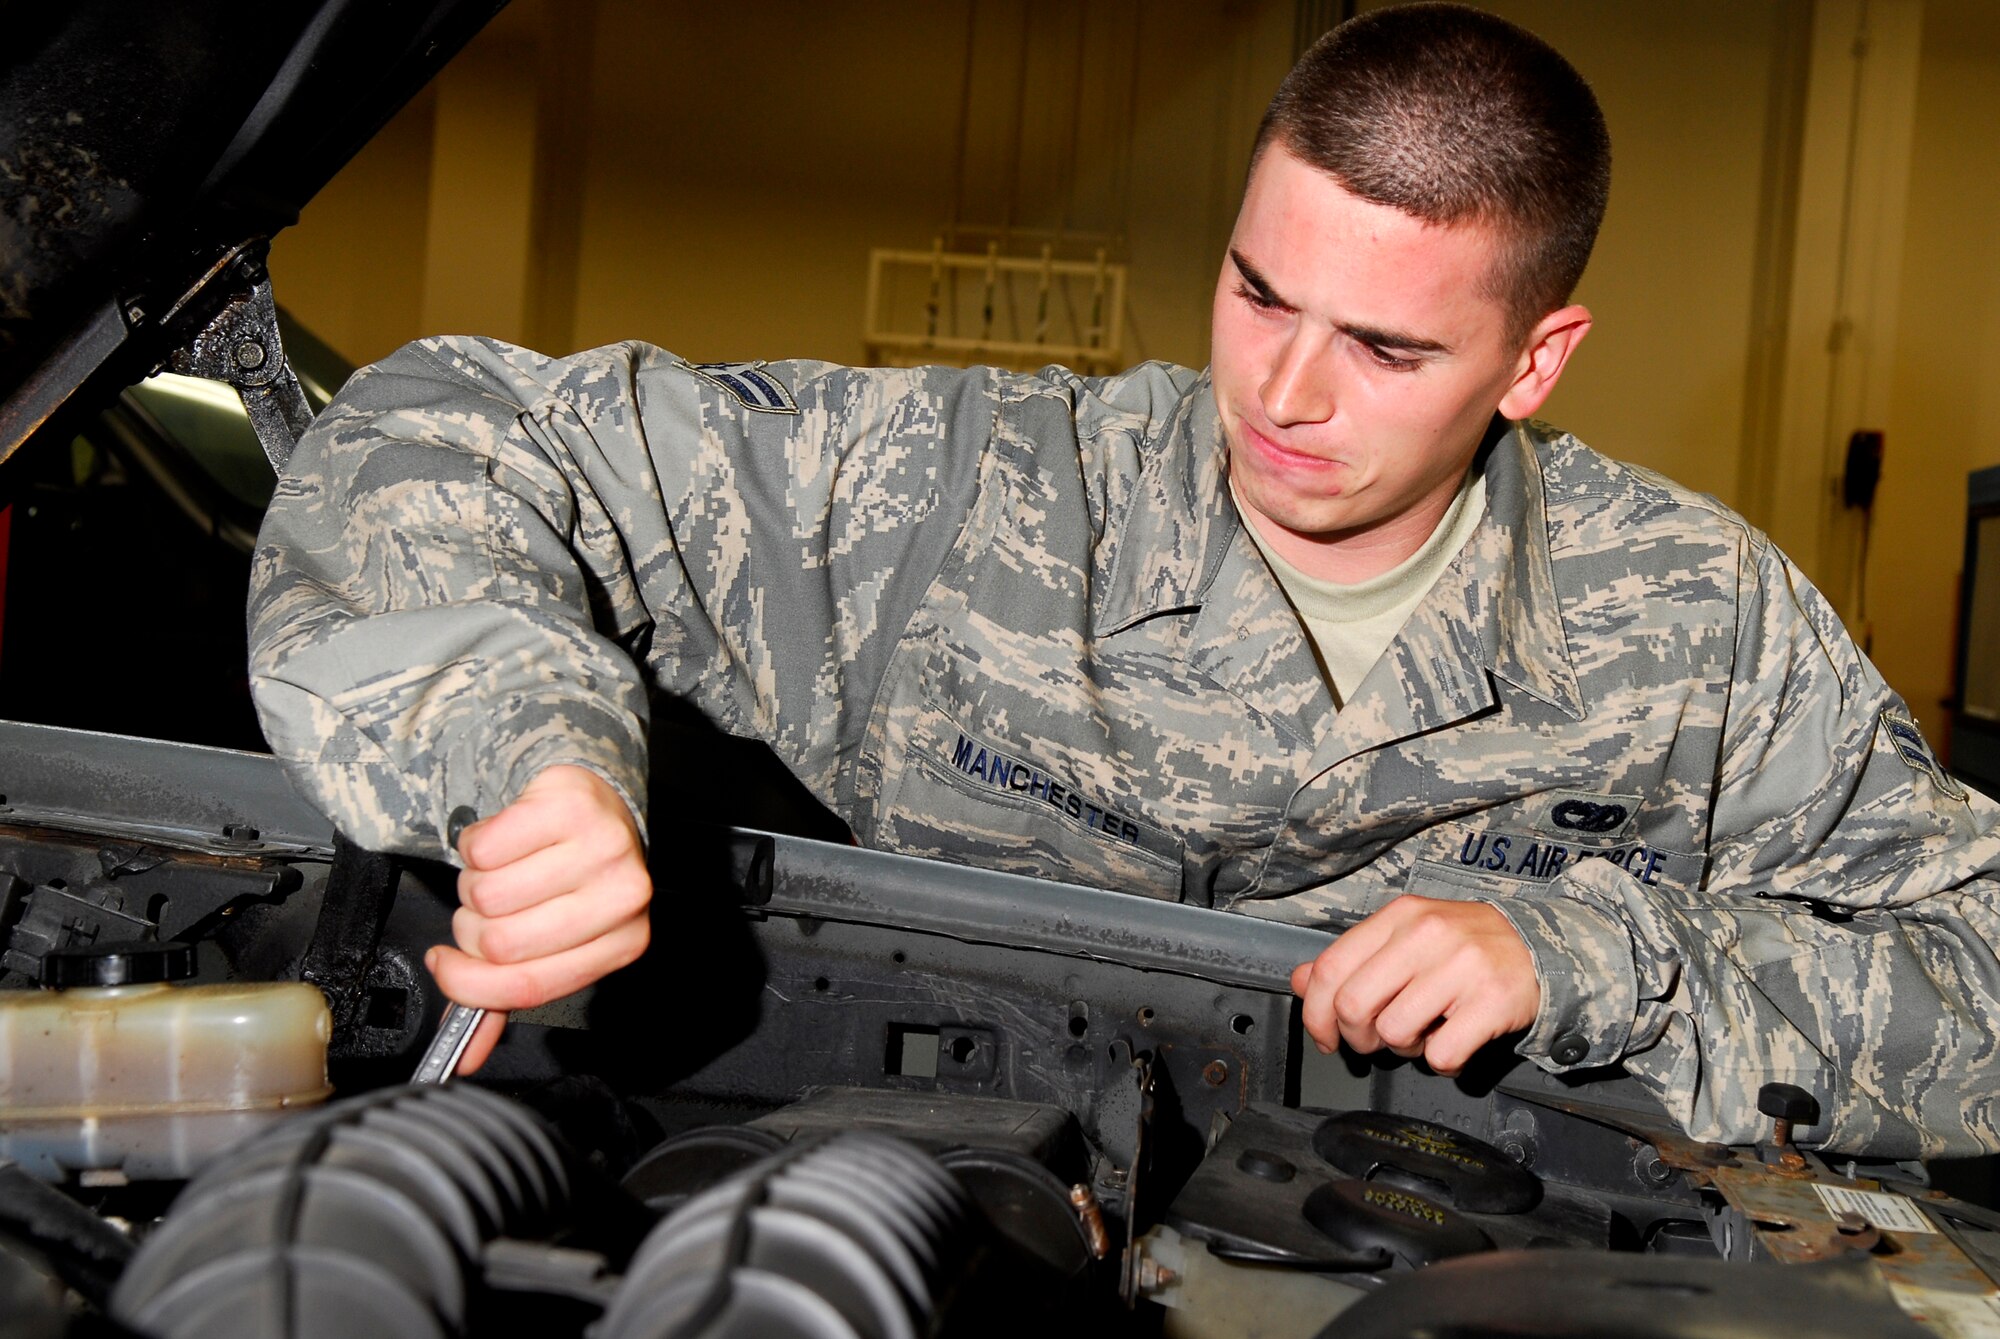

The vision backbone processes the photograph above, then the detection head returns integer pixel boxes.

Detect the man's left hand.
[1290,895,1539,1075]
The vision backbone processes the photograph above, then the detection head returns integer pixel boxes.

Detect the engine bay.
[3,718,1999,1339]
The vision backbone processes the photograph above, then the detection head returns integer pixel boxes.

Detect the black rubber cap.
[1758,1082,1821,1125]
[1236,1149,1297,1182]
[41,939,196,987]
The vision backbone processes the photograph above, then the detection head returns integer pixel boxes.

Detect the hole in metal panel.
[885,1023,940,1079]
[365,986,408,1030]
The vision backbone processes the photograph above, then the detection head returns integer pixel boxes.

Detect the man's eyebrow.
[1230,248,1453,356]
[1229,250,1292,309]
[1338,322,1452,356]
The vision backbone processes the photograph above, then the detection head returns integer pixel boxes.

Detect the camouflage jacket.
[249,338,2000,1157]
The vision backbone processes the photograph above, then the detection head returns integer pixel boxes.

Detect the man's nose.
[1260,326,1335,426]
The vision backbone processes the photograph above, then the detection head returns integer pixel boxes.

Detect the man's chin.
[1237,495,1376,546]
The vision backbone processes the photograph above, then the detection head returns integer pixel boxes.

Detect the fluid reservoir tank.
[0,941,332,1182]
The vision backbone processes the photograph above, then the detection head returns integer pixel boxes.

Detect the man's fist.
[426,765,652,1073]
[1289,895,1538,1075]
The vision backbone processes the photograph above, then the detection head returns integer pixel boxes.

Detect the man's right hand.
[426,764,652,1073]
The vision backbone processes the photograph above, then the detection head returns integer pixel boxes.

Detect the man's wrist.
[1488,890,1638,1072]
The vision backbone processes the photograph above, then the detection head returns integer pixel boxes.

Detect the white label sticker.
[1888,1283,2000,1339]
[1812,1183,1937,1234]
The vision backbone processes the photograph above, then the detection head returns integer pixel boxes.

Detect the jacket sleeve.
[1497,535,2000,1156]
[248,337,993,858]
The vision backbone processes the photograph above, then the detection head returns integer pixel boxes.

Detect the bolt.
[233,339,267,369]
[1500,1135,1538,1169]
[1202,1060,1229,1087]
[1639,1154,1674,1187]
[1069,1185,1110,1260]
[1136,1257,1178,1292]
[1758,1083,1818,1149]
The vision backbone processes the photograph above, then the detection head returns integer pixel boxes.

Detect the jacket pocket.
[875,714,1184,900]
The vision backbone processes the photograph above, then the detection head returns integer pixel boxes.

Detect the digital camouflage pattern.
[249,337,2000,1157]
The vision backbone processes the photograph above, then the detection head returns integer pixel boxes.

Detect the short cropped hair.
[1254,3,1611,343]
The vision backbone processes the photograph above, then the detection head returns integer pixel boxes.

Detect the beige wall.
[269,87,434,367]
[272,0,2000,743]
[1873,0,2000,740]
[1365,0,1801,510]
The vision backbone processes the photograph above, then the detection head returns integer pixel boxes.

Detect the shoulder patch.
[689,361,799,415]
[1881,709,1968,801]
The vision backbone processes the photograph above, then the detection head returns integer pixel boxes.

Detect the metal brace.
[168,270,313,473]
[1108,1039,1156,1306]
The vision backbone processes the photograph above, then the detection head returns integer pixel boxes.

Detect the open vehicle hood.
[0,0,509,470]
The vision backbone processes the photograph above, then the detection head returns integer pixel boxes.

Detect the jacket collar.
[1093,375,1237,635]
[1095,385,1583,748]
[1473,420,1586,721]
[1323,421,1585,769]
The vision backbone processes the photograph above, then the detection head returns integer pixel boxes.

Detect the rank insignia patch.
[690,361,799,414]
[1882,709,1967,801]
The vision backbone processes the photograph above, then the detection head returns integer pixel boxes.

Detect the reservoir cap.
[41,939,196,988]
[1302,1177,1492,1269]
[1312,1111,1541,1214]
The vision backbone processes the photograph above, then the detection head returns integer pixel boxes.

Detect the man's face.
[1211,145,1537,569]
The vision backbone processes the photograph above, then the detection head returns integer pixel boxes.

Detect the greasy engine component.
[9,719,2000,1337]
[0,825,303,984]
[933,1146,1101,1282]
[0,1227,68,1339]
[598,1132,977,1339]
[295,833,432,1084]
[109,1083,574,1339]
[0,1157,134,1309]
[624,1088,1104,1324]
[598,828,1319,1227]
[623,1125,791,1215]
[622,1087,1111,1334]
[1159,1106,1613,1272]
[0,721,337,1000]
[1324,1249,1934,1339]
[0,939,331,1181]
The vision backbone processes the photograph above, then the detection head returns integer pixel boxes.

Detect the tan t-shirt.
[1236,470,1488,707]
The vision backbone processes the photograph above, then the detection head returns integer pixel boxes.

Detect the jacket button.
[1552,1034,1590,1066]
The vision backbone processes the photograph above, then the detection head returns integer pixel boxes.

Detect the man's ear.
[1496,304,1592,421]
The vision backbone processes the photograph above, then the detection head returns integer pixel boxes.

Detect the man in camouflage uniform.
[248,5,2000,1156]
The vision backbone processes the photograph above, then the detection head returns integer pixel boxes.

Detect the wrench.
[412,805,488,1084]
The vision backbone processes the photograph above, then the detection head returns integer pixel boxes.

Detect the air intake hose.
[597,1132,976,1339]
[110,1083,570,1339]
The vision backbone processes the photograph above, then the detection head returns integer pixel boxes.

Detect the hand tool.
[413,805,487,1084]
